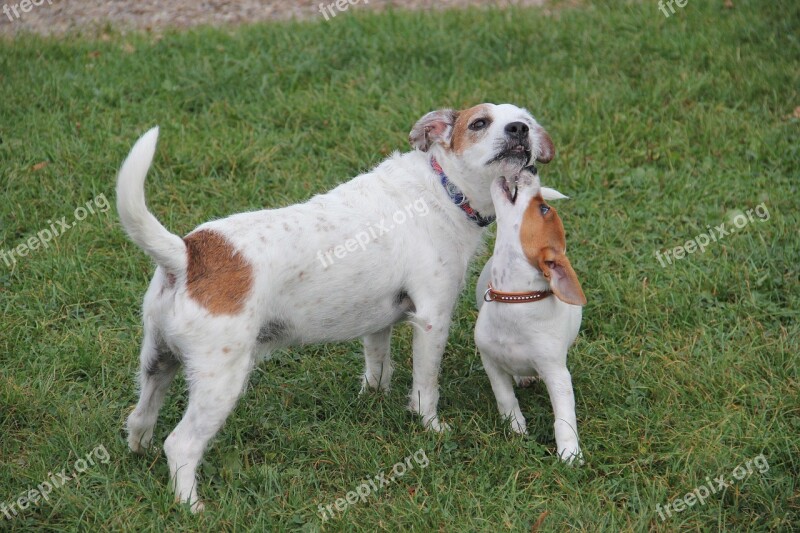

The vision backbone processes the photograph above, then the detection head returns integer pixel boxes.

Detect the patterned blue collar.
[430,157,495,227]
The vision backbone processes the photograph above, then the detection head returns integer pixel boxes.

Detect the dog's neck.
[430,157,495,227]
[431,149,498,216]
[490,223,551,293]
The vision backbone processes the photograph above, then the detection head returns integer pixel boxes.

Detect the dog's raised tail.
[116,127,187,274]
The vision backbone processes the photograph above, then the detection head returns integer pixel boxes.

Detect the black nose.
[505,121,529,139]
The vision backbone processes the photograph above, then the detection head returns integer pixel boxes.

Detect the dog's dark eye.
[540,204,550,215]
[469,119,488,131]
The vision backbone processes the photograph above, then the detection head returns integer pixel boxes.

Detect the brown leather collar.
[483,282,553,303]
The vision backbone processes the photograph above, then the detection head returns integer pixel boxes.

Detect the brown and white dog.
[475,169,586,463]
[116,104,554,511]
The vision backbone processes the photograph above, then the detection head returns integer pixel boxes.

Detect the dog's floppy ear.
[540,255,587,306]
[534,125,555,164]
[541,187,569,201]
[409,109,458,152]
[521,195,585,306]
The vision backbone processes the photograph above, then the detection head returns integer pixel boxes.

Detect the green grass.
[1,1,798,531]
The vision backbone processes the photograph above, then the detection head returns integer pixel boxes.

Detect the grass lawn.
[1,1,798,531]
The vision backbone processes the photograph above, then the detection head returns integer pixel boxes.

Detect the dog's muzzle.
[500,165,538,204]
[486,125,532,166]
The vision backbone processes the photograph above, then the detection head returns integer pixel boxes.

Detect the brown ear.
[409,109,458,152]
[534,125,555,164]
[541,255,586,306]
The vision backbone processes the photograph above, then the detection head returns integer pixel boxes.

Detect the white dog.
[474,169,586,463]
[117,104,555,511]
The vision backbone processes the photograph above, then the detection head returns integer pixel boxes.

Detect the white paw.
[360,375,390,395]
[175,494,205,513]
[509,418,528,435]
[556,444,584,465]
[424,417,451,433]
[127,429,153,455]
[190,500,205,514]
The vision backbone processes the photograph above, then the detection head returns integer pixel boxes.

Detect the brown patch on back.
[183,229,253,315]
[450,104,490,154]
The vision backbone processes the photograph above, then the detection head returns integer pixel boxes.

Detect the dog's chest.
[476,300,581,372]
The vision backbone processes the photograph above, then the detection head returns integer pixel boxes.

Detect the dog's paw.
[556,444,584,466]
[126,409,156,454]
[360,375,390,395]
[424,417,451,433]
[128,440,148,455]
[190,500,205,514]
[175,493,205,514]
[509,418,528,435]
[126,428,153,455]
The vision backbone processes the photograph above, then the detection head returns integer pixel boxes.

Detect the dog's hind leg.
[407,309,453,432]
[163,347,254,513]
[127,329,180,454]
[360,326,394,393]
[481,354,527,435]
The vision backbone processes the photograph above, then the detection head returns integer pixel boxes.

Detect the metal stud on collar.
[483,283,553,303]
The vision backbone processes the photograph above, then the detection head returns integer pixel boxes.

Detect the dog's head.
[410,103,554,215]
[490,168,586,306]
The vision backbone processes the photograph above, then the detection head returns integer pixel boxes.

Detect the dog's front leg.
[541,365,583,464]
[407,310,453,432]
